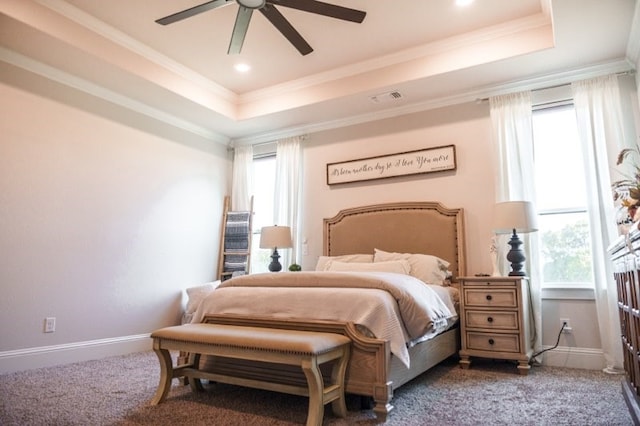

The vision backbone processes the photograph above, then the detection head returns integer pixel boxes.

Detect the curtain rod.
[475,70,635,104]
[229,134,308,151]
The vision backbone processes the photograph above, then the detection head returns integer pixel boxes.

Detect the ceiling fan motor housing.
[236,0,266,9]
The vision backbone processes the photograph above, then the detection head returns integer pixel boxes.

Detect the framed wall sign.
[326,144,456,185]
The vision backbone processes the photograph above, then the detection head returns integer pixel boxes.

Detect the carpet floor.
[0,351,633,425]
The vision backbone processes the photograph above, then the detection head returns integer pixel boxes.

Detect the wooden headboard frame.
[323,201,467,282]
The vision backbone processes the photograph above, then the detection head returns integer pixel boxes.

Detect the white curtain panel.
[572,75,625,373]
[231,145,254,211]
[489,91,543,360]
[274,136,304,267]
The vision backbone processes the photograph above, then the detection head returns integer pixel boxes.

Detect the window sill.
[541,286,595,300]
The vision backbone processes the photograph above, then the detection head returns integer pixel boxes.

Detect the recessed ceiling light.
[456,0,474,6]
[234,63,251,73]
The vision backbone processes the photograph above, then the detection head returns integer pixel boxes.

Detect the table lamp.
[493,201,538,276]
[259,225,292,272]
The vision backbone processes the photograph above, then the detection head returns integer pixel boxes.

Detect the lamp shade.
[493,201,539,234]
[259,225,292,249]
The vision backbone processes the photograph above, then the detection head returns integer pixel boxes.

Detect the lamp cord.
[530,321,566,363]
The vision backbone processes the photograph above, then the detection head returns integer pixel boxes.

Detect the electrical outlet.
[44,317,56,333]
[560,317,572,333]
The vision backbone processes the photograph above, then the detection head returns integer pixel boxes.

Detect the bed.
[191,201,466,420]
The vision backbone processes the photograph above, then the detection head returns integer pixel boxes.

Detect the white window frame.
[532,100,595,291]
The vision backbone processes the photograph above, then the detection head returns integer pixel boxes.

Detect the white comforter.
[192,271,458,368]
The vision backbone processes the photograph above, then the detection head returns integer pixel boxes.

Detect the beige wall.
[300,102,496,274]
[0,81,230,372]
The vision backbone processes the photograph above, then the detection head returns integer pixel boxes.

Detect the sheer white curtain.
[274,135,304,268]
[572,75,625,373]
[231,145,253,211]
[490,91,542,359]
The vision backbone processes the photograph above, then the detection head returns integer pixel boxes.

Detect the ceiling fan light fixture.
[237,0,266,9]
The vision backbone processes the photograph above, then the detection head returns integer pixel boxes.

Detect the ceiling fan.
[155,0,366,56]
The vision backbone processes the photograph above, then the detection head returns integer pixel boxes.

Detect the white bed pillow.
[374,248,451,285]
[324,259,411,275]
[185,281,220,314]
[315,254,374,271]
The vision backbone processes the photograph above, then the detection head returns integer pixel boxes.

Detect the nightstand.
[458,276,533,375]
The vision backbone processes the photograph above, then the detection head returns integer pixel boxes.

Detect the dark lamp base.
[506,229,527,277]
[268,248,282,272]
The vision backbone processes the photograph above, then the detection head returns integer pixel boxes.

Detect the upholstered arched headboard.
[323,201,466,282]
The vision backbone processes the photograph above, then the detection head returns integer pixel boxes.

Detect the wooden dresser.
[458,276,533,375]
[609,230,640,424]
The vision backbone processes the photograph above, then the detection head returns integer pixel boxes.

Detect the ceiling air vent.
[369,91,403,103]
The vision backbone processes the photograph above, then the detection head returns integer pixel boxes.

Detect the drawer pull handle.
[488,338,495,345]
[486,294,493,301]
[487,317,494,323]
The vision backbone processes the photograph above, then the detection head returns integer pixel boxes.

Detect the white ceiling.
[1,0,638,145]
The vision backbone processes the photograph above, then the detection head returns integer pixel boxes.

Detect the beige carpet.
[0,350,633,425]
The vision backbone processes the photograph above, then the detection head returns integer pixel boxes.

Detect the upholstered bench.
[150,323,351,426]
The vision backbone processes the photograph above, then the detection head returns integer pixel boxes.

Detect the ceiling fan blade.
[260,4,313,55]
[269,0,366,23]
[155,0,233,25]
[228,7,253,54]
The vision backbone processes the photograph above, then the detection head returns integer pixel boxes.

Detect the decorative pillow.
[324,259,411,275]
[374,248,451,285]
[315,254,374,271]
[185,281,220,314]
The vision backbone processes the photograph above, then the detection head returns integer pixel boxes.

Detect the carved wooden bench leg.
[330,346,349,418]
[177,350,190,385]
[188,353,204,392]
[151,345,174,405]
[301,358,324,426]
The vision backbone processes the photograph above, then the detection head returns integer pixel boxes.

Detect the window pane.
[538,212,593,284]
[252,156,276,230]
[250,156,276,273]
[533,106,588,211]
[251,235,271,273]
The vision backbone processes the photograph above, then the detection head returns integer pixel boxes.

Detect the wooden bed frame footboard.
[197,314,458,420]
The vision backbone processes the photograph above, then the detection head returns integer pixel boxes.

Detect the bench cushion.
[151,323,350,355]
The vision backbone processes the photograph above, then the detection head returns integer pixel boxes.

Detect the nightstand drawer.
[465,310,519,330]
[464,289,518,308]
[466,332,520,353]
[462,279,519,287]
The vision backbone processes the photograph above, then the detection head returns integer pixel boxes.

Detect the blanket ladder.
[217,195,254,281]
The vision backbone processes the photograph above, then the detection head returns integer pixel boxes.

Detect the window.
[532,104,594,287]
[249,154,276,273]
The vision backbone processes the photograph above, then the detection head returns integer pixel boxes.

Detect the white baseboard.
[538,345,606,370]
[0,334,152,374]
[0,339,606,374]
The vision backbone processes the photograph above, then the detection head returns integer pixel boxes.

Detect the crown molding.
[239,13,552,105]
[35,0,237,103]
[232,59,633,146]
[1,47,231,145]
